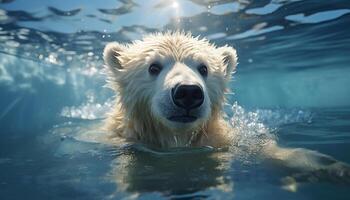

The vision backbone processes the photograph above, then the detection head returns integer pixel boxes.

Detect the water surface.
[1,0,350,199]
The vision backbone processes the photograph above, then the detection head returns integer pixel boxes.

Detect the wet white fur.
[103,31,237,148]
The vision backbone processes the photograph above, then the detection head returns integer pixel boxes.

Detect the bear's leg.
[262,141,350,184]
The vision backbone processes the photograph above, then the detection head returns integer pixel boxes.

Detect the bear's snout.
[171,84,204,110]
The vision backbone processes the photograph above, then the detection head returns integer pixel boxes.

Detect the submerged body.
[103,32,350,183]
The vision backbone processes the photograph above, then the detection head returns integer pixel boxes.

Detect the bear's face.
[104,32,237,133]
[149,57,211,129]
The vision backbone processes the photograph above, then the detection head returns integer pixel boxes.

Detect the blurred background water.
[0,0,350,199]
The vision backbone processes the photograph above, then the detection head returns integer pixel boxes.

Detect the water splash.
[60,98,113,120]
[254,108,313,128]
[229,102,275,153]
[228,102,314,152]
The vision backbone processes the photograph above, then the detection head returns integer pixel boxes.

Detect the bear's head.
[103,32,237,142]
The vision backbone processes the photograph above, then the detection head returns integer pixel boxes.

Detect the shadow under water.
[109,145,233,197]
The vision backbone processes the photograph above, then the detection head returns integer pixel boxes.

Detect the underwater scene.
[1,0,350,199]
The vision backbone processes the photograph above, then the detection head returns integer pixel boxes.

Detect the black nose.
[172,84,204,110]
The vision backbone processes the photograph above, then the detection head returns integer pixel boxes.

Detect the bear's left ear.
[218,46,238,80]
[103,42,126,74]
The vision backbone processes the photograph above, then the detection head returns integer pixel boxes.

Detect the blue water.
[1,0,350,199]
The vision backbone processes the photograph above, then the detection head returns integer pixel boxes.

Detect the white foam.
[229,102,274,151]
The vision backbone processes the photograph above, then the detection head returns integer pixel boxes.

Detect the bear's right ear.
[103,42,125,71]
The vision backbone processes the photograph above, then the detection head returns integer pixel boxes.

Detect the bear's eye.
[198,64,208,77]
[149,63,162,76]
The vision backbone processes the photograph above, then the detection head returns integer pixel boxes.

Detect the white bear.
[103,31,350,184]
[103,31,236,148]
